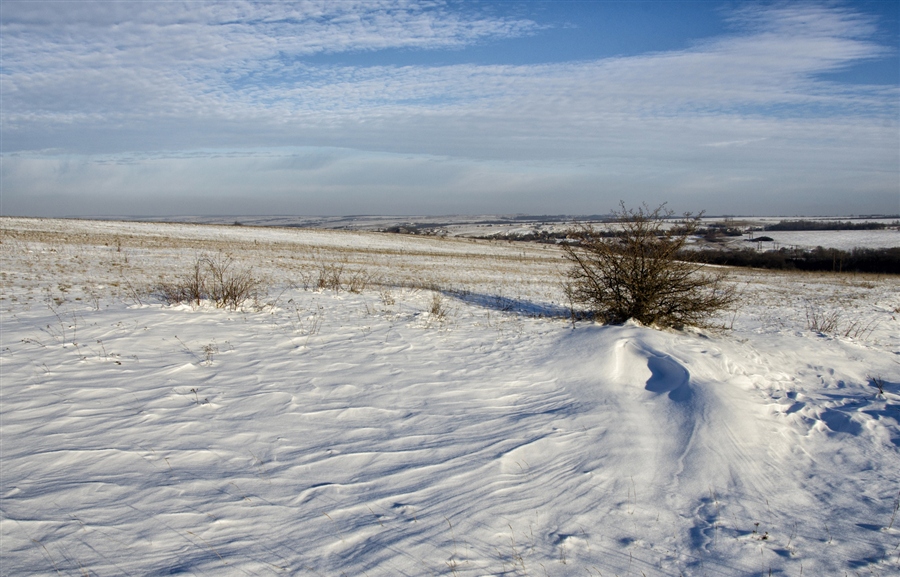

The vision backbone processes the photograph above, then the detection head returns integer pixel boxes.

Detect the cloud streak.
[1,1,897,215]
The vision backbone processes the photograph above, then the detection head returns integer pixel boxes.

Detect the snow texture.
[1,217,899,576]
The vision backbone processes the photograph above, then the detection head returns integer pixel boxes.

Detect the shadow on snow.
[444,290,572,318]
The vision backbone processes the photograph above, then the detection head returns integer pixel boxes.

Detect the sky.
[1,0,898,217]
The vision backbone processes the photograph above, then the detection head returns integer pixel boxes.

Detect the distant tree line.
[764,220,896,231]
[697,224,744,240]
[688,246,900,274]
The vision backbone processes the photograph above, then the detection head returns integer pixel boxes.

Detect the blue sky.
[1,0,898,217]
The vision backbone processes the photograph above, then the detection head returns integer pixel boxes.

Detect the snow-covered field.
[98,214,900,251]
[746,229,899,251]
[2,217,899,576]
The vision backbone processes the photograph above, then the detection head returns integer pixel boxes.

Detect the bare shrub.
[204,255,263,310]
[804,300,879,340]
[158,259,205,306]
[156,255,264,310]
[344,268,373,293]
[314,260,372,293]
[804,305,841,334]
[562,202,739,328]
[156,282,191,306]
[316,262,345,291]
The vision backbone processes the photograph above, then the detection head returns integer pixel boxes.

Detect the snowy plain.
[742,230,899,251]
[105,214,900,251]
[1,217,899,576]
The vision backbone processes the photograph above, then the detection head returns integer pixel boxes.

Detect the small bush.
[316,262,345,291]
[314,261,373,293]
[205,256,264,310]
[804,300,878,339]
[157,255,264,310]
[157,259,205,306]
[562,202,739,328]
[344,268,373,293]
[804,305,842,334]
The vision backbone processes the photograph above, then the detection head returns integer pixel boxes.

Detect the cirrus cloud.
[1,1,897,216]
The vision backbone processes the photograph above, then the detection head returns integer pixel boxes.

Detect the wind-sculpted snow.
[1,218,899,576]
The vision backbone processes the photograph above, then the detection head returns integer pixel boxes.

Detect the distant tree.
[765,220,887,231]
[562,203,739,328]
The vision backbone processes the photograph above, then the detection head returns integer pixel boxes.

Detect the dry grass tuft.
[156,255,265,310]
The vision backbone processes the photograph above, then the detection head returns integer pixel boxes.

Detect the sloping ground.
[1,218,899,576]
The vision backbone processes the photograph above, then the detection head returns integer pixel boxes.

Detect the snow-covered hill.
[2,217,898,576]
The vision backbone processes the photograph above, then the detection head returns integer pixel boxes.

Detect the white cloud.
[1,1,542,134]
[3,3,893,144]
[1,2,897,215]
